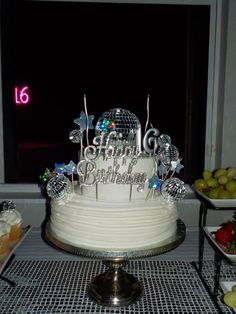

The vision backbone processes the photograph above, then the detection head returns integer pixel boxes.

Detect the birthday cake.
[44,105,186,250]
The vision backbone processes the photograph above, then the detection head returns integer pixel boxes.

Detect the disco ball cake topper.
[95,108,141,147]
[41,95,185,202]
[47,175,72,201]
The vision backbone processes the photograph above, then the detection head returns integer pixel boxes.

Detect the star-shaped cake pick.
[54,163,66,175]
[148,175,164,191]
[74,111,94,132]
[39,168,55,183]
[171,160,184,173]
[157,163,168,177]
[64,160,77,175]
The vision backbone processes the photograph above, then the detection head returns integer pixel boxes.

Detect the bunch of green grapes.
[194,167,236,199]
[224,284,236,308]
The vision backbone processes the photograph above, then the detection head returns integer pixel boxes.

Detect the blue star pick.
[176,163,184,173]
[148,175,164,190]
[74,111,94,132]
[54,163,66,175]
[65,160,77,175]
[157,164,168,176]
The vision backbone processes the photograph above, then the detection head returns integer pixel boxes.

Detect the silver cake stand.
[45,219,185,307]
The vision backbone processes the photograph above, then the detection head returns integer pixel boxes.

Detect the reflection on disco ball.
[47,175,72,201]
[158,144,179,166]
[161,177,186,202]
[158,134,171,147]
[95,108,141,146]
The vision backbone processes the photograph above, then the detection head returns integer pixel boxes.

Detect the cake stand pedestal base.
[88,260,142,307]
[45,219,186,307]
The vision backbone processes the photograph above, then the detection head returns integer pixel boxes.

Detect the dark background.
[1,1,209,183]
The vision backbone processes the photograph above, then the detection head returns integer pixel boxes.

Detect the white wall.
[222,0,236,167]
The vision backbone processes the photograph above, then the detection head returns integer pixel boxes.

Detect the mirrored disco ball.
[47,175,72,201]
[158,134,171,147]
[95,108,141,145]
[161,177,186,202]
[158,144,179,166]
[69,129,82,143]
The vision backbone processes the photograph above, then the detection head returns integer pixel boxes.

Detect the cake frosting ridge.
[50,193,178,250]
[44,104,186,251]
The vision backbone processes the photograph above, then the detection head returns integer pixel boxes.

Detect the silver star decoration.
[65,160,77,175]
[170,159,184,173]
[74,111,94,132]
[170,160,179,171]
[176,162,184,173]
[157,163,168,176]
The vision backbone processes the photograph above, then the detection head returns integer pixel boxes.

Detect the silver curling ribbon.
[143,128,160,154]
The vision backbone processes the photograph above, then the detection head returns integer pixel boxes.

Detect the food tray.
[192,186,236,208]
[204,226,236,263]
[0,225,32,274]
[220,281,236,313]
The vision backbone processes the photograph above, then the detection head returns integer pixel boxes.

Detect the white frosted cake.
[45,107,185,251]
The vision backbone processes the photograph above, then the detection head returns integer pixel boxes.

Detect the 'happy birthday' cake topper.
[41,95,186,202]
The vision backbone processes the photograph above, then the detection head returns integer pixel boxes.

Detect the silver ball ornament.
[47,175,72,201]
[158,143,179,166]
[161,177,186,202]
[95,108,141,146]
[158,134,171,147]
[69,129,82,143]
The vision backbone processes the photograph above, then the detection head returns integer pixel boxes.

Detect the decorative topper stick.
[73,96,94,160]
[96,182,98,201]
[144,94,150,134]
[65,160,77,192]
[129,184,133,201]
[74,111,86,159]
[84,94,89,147]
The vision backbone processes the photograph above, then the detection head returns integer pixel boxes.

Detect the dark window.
[1,1,209,183]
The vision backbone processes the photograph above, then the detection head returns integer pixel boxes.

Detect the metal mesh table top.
[0,227,228,313]
[0,259,233,314]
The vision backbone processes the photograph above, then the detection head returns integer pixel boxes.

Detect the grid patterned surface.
[0,259,233,313]
[198,259,236,312]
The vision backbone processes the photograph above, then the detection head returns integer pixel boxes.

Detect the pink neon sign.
[14,86,30,106]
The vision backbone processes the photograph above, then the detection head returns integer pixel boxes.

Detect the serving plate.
[0,225,32,274]
[203,226,236,263]
[220,281,236,313]
[192,186,236,208]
